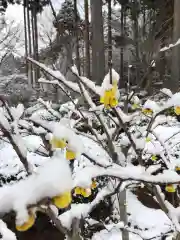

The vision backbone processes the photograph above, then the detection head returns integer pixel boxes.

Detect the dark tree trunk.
[120,4,124,87]
[31,5,36,86]
[171,0,180,92]
[84,0,90,78]
[23,0,28,79]
[108,0,112,83]
[132,1,140,85]
[27,0,33,85]
[74,0,81,75]
[34,3,39,80]
[90,0,105,84]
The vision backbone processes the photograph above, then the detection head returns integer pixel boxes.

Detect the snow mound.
[0,150,72,225]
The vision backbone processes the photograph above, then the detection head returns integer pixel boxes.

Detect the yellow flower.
[151,155,157,161]
[175,166,180,171]
[145,137,151,143]
[81,188,91,197]
[142,108,153,115]
[165,184,176,193]
[66,149,76,160]
[52,191,72,209]
[74,187,91,198]
[174,106,180,115]
[91,180,97,190]
[74,187,82,195]
[50,137,67,149]
[16,213,35,232]
[132,103,140,110]
[100,84,118,109]
[74,181,96,197]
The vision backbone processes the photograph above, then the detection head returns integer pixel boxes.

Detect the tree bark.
[132,1,140,85]
[74,0,81,75]
[31,4,36,86]
[120,4,124,87]
[170,0,180,92]
[34,2,39,80]
[26,0,33,86]
[84,0,90,78]
[119,190,129,240]
[23,0,28,79]
[108,0,112,83]
[90,0,105,84]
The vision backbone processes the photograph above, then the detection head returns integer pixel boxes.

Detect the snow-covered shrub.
[1,58,180,239]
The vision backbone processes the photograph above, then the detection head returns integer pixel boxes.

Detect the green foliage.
[56,0,81,25]
[55,0,82,33]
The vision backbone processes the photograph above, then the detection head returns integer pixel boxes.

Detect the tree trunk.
[132,1,140,85]
[84,0,90,78]
[27,0,33,86]
[90,0,105,84]
[74,0,81,75]
[108,0,112,83]
[119,190,129,240]
[175,233,180,240]
[120,4,124,88]
[34,2,39,80]
[31,5,36,87]
[171,0,180,92]
[23,0,28,79]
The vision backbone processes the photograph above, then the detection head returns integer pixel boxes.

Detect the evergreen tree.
[55,0,81,32]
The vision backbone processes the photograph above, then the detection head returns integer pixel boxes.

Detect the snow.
[0,82,180,239]
[52,123,84,154]
[10,104,24,121]
[0,150,72,225]
[167,92,180,107]
[142,99,160,113]
[23,135,44,153]
[0,109,11,131]
[160,38,180,52]
[81,135,111,167]
[0,220,17,240]
[59,203,88,229]
[80,76,102,96]
[101,69,120,94]
[116,108,139,123]
[160,88,173,97]
[34,62,81,93]
[60,188,111,229]
[38,98,61,120]
[127,191,171,238]
[92,191,172,240]
[12,135,28,159]
[93,230,142,240]
[151,59,156,67]
[74,164,180,189]
[154,126,180,143]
